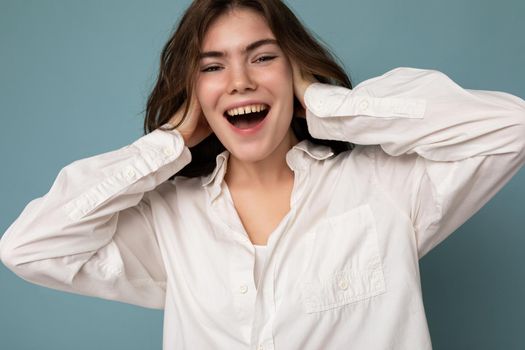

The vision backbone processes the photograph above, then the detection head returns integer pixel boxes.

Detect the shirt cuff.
[304,82,426,119]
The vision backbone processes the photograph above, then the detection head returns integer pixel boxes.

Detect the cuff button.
[125,167,136,179]
[359,99,369,111]
[163,147,175,157]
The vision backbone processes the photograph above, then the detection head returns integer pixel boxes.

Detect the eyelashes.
[200,55,278,73]
[254,55,277,63]
[201,66,223,73]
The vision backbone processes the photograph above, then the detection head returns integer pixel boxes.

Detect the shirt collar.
[290,139,335,162]
[201,139,334,199]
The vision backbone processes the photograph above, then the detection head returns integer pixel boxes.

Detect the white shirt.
[1,67,524,350]
[253,244,268,288]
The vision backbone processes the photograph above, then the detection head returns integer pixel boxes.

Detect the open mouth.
[224,104,270,130]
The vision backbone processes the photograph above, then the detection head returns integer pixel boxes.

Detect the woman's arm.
[297,66,525,257]
[0,126,191,308]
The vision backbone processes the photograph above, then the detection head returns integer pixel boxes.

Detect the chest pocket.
[299,203,386,313]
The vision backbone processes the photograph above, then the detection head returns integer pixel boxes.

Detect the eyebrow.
[199,38,278,59]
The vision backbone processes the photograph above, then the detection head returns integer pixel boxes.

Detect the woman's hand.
[291,60,318,118]
[167,93,212,148]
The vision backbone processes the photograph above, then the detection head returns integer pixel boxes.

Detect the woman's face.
[196,8,295,162]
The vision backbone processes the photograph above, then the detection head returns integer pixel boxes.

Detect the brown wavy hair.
[143,0,354,178]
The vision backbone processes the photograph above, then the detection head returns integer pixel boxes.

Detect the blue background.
[1,0,524,349]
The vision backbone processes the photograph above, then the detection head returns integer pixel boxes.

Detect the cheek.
[275,74,295,113]
[259,66,294,100]
[196,77,222,114]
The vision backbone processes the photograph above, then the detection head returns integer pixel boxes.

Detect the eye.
[201,66,222,73]
[254,55,277,63]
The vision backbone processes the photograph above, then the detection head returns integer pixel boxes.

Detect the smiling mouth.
[224,108,270,129]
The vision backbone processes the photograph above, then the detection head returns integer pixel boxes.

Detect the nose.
[227,64,256,94]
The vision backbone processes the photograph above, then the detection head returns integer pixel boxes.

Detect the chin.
[226,142,273,163]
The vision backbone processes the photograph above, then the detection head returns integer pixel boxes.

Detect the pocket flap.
[299,204,386,313]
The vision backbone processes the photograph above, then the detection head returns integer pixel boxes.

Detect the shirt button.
[239,285,248,294]
[338,279,349,290]
[163,147,174,157]
[125,166,136,179]
[359,99,369,111]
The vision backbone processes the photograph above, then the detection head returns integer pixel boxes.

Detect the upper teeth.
[226,104,268,116]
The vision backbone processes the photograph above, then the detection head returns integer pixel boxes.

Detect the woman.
[1,0,524,349]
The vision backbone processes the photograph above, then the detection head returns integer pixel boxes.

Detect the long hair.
[143,0,354,178]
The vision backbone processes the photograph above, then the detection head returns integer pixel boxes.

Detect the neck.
[225,128,299,188]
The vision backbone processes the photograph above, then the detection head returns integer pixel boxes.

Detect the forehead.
[201,8,275,51]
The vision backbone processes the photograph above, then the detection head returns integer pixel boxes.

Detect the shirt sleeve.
[304,67,525,258]
[0,124,191,309]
